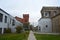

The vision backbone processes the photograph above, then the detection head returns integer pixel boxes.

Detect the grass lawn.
[0,31,29,40]
[35,34,60,40]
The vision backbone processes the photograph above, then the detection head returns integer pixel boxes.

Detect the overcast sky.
[0,0,60,26]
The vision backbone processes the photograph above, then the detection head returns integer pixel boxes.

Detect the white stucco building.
[38,18,52,33]
[0,8,23,34]
[38,7,52,33]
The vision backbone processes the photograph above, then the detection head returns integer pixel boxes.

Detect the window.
[46,25,48,28]
[5,16,7,23]
[0,13,3,22]
[12,19,15,26]
[44,11,51,17]
[0,28,2,33]
[39,27,40,30]
[45,13,48,16]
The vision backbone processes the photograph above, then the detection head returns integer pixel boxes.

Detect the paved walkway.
[28,31,36,40]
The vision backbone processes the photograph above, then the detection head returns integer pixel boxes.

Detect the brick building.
[15,14,29,30]
[23,14,29,23]
[15,16,23,23]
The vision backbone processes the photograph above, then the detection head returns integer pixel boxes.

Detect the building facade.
[38,7,60,33]
[52,15,60,33]
[38,18,52,33]
[0,8,23,34]
[38,7,53,33]
[51,7,60,33]
[23,14,29,30]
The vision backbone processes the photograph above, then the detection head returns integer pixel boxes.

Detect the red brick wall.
[15,14,29,23]
[15,16,23,23]
[23,14,29,23]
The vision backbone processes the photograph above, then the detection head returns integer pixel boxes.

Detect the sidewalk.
[28,31,36,40]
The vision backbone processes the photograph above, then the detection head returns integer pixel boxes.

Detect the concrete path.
[28,31,36,40]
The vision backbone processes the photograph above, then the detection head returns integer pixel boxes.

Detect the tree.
[16,26,23,33]
[23,22,30,30]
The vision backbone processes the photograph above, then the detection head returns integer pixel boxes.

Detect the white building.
[38,18,52,33]
[38,7,52,33]
[0,8,23,34]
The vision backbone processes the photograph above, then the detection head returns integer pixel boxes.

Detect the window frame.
[0,13,3,22]
[5,16,7,23]
[12,19,15,26]
[44,11,50,17]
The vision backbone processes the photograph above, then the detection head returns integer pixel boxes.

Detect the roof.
[0,8,10,15]
[41,7,60,13]
[15,16,23,23]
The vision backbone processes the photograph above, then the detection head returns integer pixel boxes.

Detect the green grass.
[35,34,60,40]
[0,32,29,40]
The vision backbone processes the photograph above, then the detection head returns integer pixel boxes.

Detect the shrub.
[4,28,11,33]
[16,26,23,33]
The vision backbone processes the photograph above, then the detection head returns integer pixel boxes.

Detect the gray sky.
[0,0,60,26]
